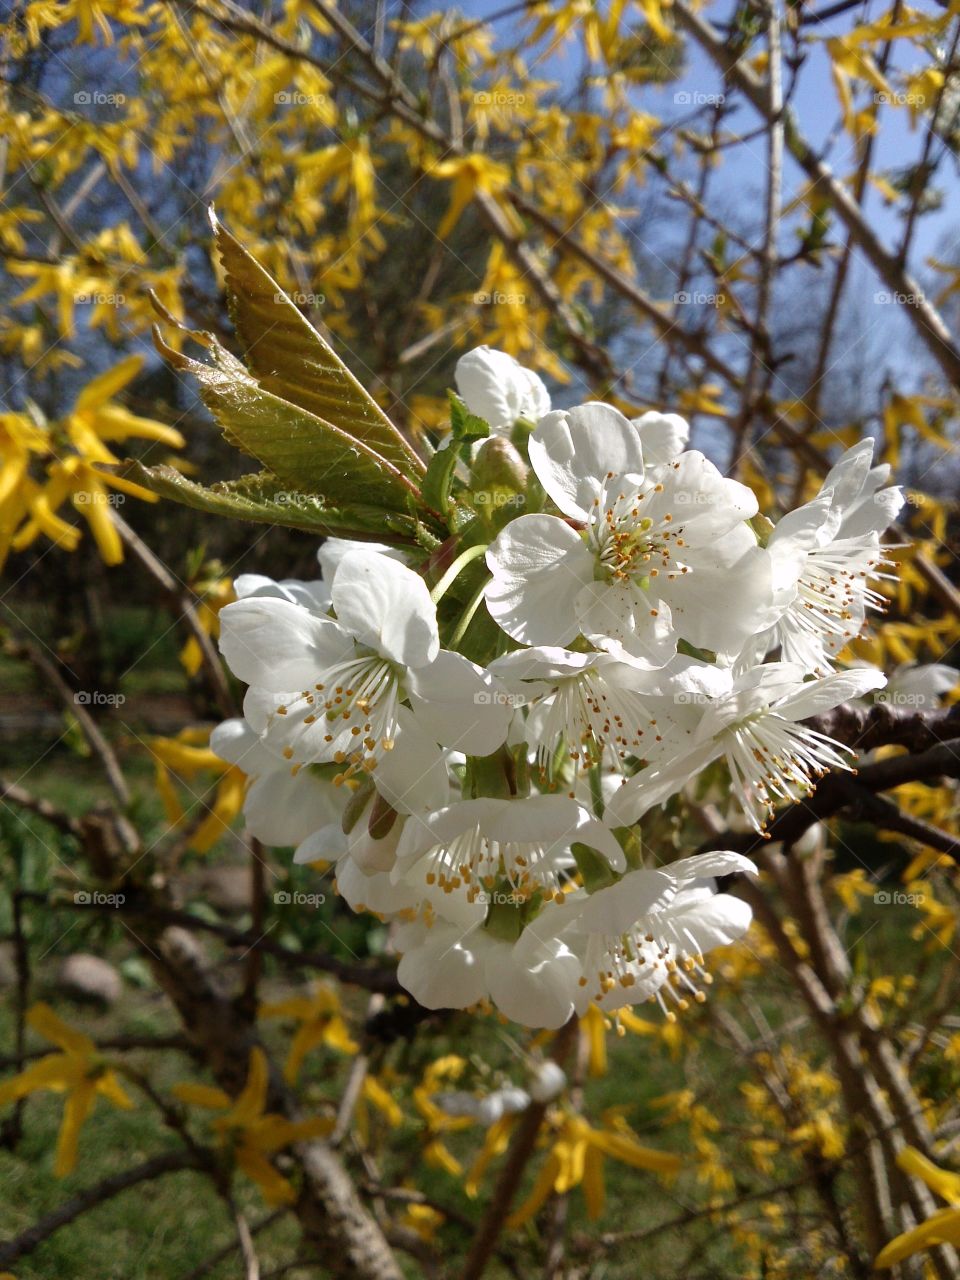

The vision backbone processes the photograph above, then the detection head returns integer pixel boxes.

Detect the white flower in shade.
[219,550,512,779]
[316,537,406,583]
[604,663,887,833]
[435,1086,531,1124]
[750,439,903,671]
[455,346,551,431]
[880,661,959,709]
[209,718,346,847]
[393,794,626,913]
[234,572,332,613]
[528,1061,567,1102]
[292,707,452,917]
[549,851,757,1015]
[489,644,659,774]
[631,411,689,464]
[394,916,582,1028]
[485,403,772,662]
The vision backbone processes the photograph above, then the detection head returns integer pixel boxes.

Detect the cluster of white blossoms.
[211,346,902,1029]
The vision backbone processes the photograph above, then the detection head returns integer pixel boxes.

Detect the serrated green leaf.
[153,326,417,511]
[115,461,421,541]
[212,211,424,483]
[448,391,490,442]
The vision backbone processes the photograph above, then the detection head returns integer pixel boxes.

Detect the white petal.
[245,768,345,847]
[486,936,579,1029]
[632,411,689,464]
[574,869,676,934]
[219,599,351,690]
[575,580,677,664]
[821,439,876,509]
[397,926,488,1011]
[603,738,722,827]
[659,893,753,956]
[667,851,758,882]
[332,550,439,667]
[529,403,644,520]
[317,538,405,583]
[455,346,550,428]
[775,667,886,721]
[337,854,419,915]
[209,717,269,770]
[407,651,514,754]
[373,707,451,815]
[293,823,346,864]
[486,515,594,645]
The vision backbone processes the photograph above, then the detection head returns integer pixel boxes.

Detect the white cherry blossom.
[455,345,551,431]
[219,549,512,779]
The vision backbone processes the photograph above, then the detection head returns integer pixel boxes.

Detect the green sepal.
[572,841,619,893]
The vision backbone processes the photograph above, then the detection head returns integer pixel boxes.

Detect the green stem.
[448,577,489,648]
[429,541,488,604]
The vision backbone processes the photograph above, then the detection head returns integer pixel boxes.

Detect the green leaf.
[152,326,416,511]
[212,211,424,483]
[448,391,490,442]
[116,461,421,541]
[421,442,461,517]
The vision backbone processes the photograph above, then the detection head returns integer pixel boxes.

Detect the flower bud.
[528,1061,566,1102]
[471,436,529,493]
